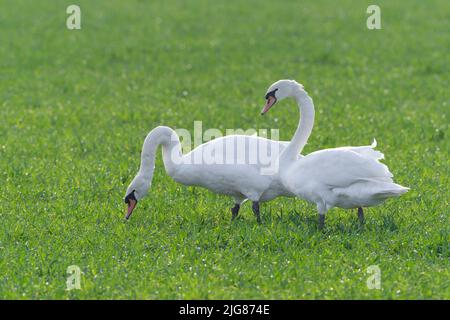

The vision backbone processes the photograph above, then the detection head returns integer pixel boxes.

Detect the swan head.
[261,79,303,115]
[124,174,149,220]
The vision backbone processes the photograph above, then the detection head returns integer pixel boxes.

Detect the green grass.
[0,0,449,299]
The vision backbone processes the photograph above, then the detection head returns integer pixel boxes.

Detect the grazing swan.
[261,80,409,228]
[124,126,294,221]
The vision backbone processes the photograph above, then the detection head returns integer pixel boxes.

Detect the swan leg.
[252,202,261,224]
[317,202,327,230]
[357,207,365,224]
[231,203,240,221]
[318,215,325,229]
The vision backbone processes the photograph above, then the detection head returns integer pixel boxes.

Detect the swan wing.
[288,148,394,191]
[332,139,384,161]
[176,135,288,199]
[185,135,288,164]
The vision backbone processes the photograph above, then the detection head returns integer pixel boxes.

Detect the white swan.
[124,126,294,221]
[261,80,409,228]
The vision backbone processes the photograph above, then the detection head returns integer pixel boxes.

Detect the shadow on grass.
[259,206,402,236]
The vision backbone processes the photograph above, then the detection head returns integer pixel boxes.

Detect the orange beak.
[261,96,277,115]
[125,199,137,220]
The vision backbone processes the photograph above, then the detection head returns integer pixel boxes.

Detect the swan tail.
[332,181,409,208]
[372,183,409,198]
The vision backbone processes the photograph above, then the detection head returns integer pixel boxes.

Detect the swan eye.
[265,88,278,100]
[124,190,136,204]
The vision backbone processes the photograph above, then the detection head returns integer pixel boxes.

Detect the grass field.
[0,0,449,299]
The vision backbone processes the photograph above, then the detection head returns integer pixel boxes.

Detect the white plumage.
[124,79,408,228]
[261,80,409,227]
[124,126,293,221]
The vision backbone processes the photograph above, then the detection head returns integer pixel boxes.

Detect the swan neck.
[139,126,182,181]
[282,89,315,160]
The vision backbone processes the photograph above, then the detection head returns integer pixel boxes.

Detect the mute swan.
[261,80,409,228]
[124,126,294,222]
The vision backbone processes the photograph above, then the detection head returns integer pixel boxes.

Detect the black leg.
[358,207,365,224]
[252,201,261,224]
[231,203,240,220]
[318,214,325,230]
